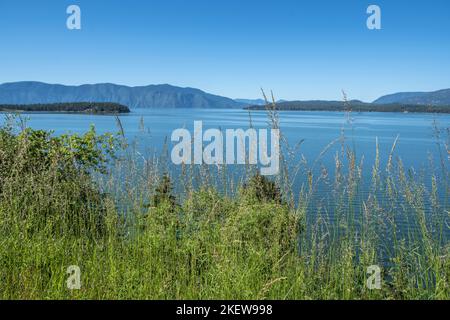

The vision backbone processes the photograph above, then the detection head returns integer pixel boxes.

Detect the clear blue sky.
[0,0,449,101]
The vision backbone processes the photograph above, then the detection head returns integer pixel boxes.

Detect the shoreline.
[244,107,450,114]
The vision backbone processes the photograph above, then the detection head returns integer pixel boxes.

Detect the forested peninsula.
[0,102,130,114]
[245,100,450,113]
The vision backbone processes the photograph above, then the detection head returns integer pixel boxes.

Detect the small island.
[0,102,130,114]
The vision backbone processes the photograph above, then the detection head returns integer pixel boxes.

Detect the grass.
[0,108,448,300]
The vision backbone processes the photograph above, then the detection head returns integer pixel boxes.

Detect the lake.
[2,108,449,237]
[3,108,449,172]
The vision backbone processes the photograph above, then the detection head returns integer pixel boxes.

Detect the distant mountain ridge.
[0,82,243,109]
[234,98,266,106]
[2,81,450,111]
[234,98,286,106]
[373,89,450,106]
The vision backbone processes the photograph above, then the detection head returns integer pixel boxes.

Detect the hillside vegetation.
[246,100,450,113]
[0,102,130,114]
[0,114,448,300]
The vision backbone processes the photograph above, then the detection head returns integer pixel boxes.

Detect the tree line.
[246,101,450,113]
[0,102,130,114]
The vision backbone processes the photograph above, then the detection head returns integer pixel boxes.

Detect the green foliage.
[243,173,283,204]
[0,120,117,176]
[0,119,119,237]
[246,100,450,113]
[150,174,177,210]
[0,102,130,114]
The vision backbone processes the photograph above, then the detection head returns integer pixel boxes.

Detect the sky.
[0,0,449,102]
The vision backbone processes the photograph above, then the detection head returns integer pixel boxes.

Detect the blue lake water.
[2,109,449,238]
[3,108,449,173]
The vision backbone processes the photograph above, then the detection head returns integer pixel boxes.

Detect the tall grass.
[0,108,448,300]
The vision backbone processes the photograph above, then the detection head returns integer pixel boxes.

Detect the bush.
[150,174,177,210]
[0,119,119,237]
[242,172,283,204]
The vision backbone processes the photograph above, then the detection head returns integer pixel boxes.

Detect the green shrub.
[0,120,119,237]
[150,174,177,210]
[242,172,283,204]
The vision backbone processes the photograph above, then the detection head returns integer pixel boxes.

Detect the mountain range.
[0,81,449,109]
[373,89,450,105]
[234,99,266,106]
[234,99,287,105]
[0,82,243,109]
